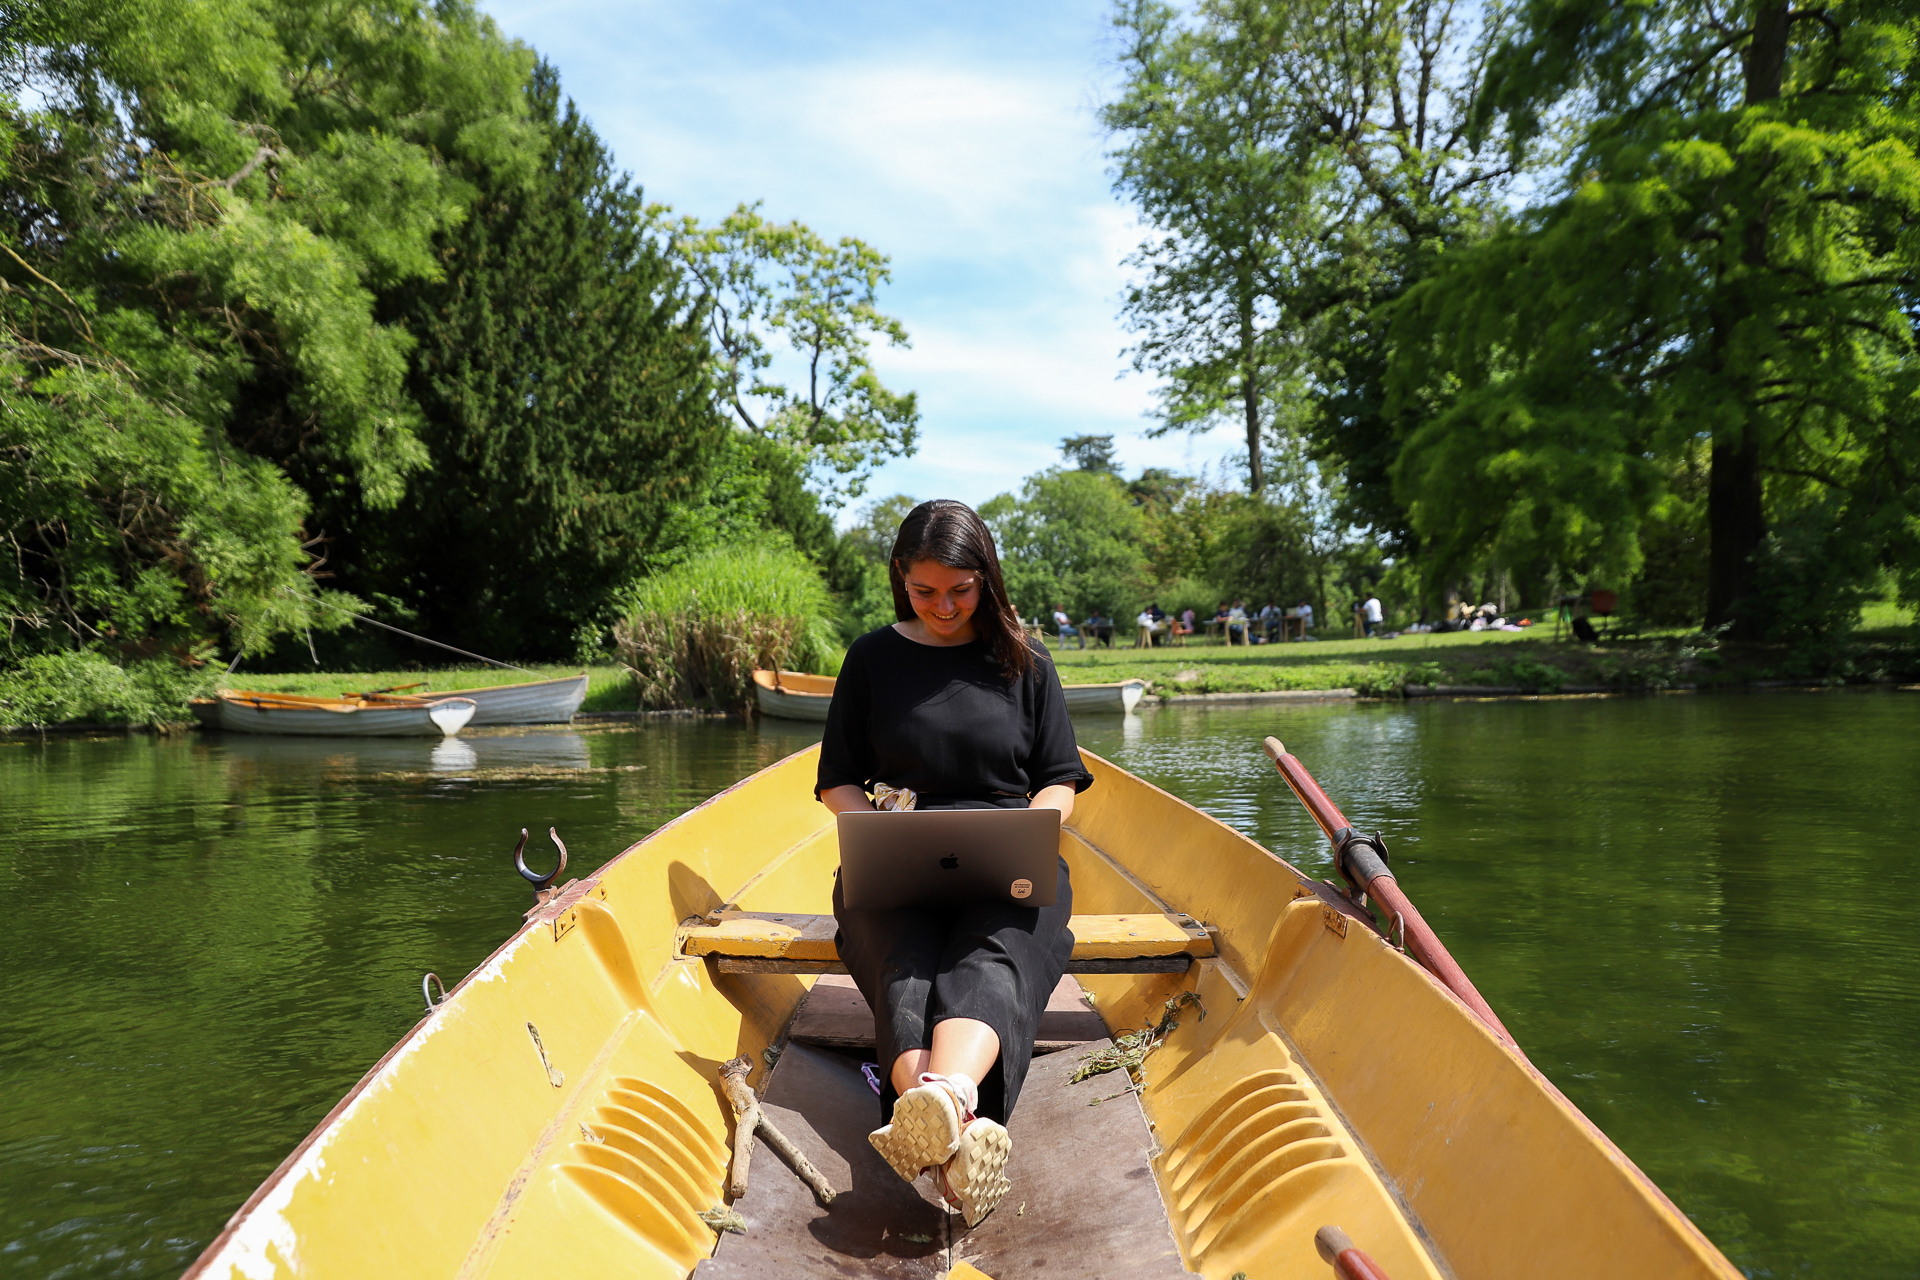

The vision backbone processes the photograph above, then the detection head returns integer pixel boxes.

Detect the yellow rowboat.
[751,669,839,722]
[184,744,1738,1280]
[191,689,478,737]
[753,669,1150,722]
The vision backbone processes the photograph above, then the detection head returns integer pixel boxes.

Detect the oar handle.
[1264,738,1516,1046]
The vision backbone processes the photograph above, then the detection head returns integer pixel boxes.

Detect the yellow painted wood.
[186,745,1742,1280]
[680,910,1213,962]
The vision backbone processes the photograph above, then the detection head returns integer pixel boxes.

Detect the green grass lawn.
[224,664,637,713]
[1043,624,1568,693]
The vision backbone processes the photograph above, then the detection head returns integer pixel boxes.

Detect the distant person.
[1296,599,1314,632]
[1084,611,1113,648]
[1228,599,1249,643]
[1051,605,1081,649]
[1146,602,1167,645]
[1257,602,1281,642]
[1363,593,1384,637]
[1134,607,1158,647]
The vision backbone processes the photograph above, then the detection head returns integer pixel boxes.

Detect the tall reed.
[614,544,840,713]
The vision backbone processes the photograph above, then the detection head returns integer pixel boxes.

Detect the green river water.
[2,691,1916,1278]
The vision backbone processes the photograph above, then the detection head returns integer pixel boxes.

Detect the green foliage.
[351,63,724,660]
[981,469,1150,618]
[0,650,215,730]
[613,543,839,713]
[1395,0,1920,634]
[1104,0,1527,497]
[1,0,537,666]
[834,493,919,638]
[673,204,920,504]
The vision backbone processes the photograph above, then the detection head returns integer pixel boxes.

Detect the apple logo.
[939,855,959,870]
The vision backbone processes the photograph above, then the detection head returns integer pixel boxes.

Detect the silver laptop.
[836,808,1062,910]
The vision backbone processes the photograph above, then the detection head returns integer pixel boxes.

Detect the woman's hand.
[820,784,877,815]
[1030,782,1076,822]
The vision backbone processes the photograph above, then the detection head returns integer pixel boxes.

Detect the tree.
[980,470,1150,617]
[673,204,920,505]
[1105,0,1525,498]
[1061,434,1119,474]
[1393,0,1920,635]
[353,64,726,658]
[0,0,537,661]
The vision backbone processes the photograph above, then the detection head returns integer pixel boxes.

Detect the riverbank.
[8,618,1918,734]
[1048,622,1920,697]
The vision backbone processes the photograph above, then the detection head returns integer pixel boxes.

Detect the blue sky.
[478,0,1244,519]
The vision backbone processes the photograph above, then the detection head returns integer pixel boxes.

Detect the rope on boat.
[277,588,539,674]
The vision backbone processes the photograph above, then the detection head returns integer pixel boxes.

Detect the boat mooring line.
[278,588,539,673]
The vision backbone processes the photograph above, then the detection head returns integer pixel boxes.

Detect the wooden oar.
[1263,737,1516,1046]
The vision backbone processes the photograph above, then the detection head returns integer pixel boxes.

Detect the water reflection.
[3,695,1916,1279]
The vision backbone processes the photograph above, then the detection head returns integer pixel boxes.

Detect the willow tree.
[0,0,536,660]
[1392,0,1920,635]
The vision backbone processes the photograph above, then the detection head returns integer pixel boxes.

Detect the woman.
[816,500,1091,1227]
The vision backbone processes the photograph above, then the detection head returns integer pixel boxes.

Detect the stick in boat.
[1262,736,1516,1045]
[717,1056,836,1206]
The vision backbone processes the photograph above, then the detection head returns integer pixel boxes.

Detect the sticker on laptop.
[1010,878,1033,899]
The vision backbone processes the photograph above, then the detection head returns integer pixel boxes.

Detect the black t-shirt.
[815,626,1094,809]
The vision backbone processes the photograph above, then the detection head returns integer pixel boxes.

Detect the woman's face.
[900,559,981,641]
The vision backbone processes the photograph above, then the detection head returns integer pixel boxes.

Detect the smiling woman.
[815,499,1092,1225]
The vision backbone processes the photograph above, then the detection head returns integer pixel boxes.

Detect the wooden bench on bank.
[682,910,1216,974]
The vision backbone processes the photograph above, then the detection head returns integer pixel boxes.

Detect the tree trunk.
[1705,429,1766,633]
[1243,362,1264,493]
[1704,0,1791,637]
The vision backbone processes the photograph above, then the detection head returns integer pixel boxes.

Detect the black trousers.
[832,856,1074,1125]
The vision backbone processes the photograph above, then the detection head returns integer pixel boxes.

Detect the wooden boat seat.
[682,910,1215,974]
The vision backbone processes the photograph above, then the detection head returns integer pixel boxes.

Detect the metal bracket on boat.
[513,826,569,903]
[422,972,448,1011]
[1385,912,1406,954]
[1330,827,1391,898]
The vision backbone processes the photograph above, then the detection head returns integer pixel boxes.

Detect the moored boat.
[753,670,1150,721]
[184,743,1739,1280]
[1059,677,1148,714]
[368,673,591,726]
[751,668,838,722]
[203,689,477,737]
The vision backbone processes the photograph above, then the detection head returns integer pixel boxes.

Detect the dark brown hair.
[889,499,1034,679]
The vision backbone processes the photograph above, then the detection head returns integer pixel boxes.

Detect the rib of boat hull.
[184,747,1740,1280]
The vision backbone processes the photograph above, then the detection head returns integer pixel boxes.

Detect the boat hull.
[1059,679,1147,714]
[753,671,1148,721]
[436,674,591,726]
[212,694,477,737]
[185,746,1739,1280]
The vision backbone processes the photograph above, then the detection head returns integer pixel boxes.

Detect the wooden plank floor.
[695,1037,1194,1278]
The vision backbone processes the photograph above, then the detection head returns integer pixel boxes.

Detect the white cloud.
[479,0,1247,516]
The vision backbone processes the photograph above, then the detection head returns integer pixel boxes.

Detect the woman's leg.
[927,857,1074,1123]
[832,873,945,1121]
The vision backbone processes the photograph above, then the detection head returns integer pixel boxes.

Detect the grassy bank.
[225,665,637,714]
[1043,619,1920,695]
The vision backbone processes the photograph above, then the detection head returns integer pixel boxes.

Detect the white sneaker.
[937,1117,1012,1227]
[868,1072,976,1183]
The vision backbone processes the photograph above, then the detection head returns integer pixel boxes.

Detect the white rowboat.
[207,690,477,737]
[429,673,590,726]
[1059,678,1149,714]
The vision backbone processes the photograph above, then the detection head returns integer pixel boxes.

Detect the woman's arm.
[1030,782,1075,822]
[820,784,877,815]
